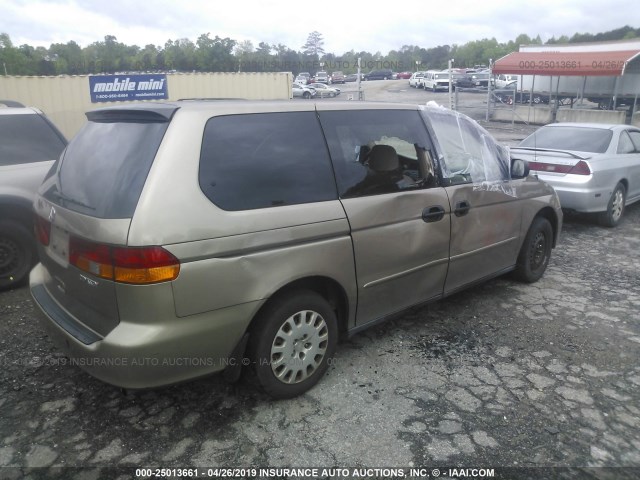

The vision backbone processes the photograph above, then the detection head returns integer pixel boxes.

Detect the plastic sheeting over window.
[424,108,510,186]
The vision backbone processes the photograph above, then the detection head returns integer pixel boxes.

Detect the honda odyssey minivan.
[30,101,562,398]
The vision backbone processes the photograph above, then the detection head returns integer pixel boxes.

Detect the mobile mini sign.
[89,74,169,103]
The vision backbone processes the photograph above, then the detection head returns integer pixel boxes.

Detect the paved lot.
[1,82,639,478]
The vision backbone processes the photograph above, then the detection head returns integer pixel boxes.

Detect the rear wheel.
[598,182,626,227]
[248,290,337,398]
[514,217,553,283]
[0,220,36,291]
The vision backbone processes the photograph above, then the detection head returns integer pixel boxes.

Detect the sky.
[0,0,637,54]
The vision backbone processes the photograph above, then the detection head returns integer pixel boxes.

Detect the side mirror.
[511,158,530,179]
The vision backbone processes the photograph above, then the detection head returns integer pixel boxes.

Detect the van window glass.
[0,114,66,166]
[425,109,509,186]
[42,119,168,218]
[318,110,437,197]
[199,112,337,210]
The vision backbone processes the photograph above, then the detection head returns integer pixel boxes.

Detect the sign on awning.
[493,50,640,76]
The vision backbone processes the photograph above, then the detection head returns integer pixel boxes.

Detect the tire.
[514,217,553,283]
[0,220,36,291]
[248,290,337,399]
[533,95,542,104]
[303,91,310,99]
[329,92,336,98]
[598,182,626,227]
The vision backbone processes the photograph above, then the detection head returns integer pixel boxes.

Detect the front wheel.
[0,220,36,291]
[303,91,311,99]
[598,182,626,227]
[513,217,553,283]
[248,290,337,398]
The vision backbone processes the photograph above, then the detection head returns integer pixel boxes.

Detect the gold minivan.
[30,101,562,398]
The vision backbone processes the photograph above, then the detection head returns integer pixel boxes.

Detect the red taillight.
[112,246,180,284]
[69,237,114,279]
[69,237,180,284]
[35,216,51,246]
[529,160,591,175]
[568,160,592,176]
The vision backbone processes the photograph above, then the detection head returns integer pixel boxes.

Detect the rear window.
[520,126,613,153]
[199,112,337,210]
[0,114,66,166]
[42,115,169,218]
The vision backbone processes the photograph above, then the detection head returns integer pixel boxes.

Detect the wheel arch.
[248,276,351,339]
[616,178,629,197]
[0,196,36,232]
[532,206,561,248]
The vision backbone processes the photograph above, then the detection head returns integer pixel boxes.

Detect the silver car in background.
[291,83,316,99]
[0,101,67,290]
[512,123,640,227]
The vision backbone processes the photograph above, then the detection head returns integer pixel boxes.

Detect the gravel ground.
[1,82,639,479]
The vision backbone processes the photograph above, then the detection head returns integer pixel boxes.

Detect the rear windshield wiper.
[51,191,95,210]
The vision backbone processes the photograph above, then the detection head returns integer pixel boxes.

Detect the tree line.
[1,26,638,77]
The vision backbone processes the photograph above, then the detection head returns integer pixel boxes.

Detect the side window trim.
[626,130,640,152]
[617,131,635,154]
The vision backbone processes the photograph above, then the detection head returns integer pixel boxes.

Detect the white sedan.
[512,123,640,227]
[308,83,340,98]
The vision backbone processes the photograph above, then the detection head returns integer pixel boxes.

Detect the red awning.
[493,50,640,76]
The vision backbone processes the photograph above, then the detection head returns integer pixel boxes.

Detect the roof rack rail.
[0,100,26,108]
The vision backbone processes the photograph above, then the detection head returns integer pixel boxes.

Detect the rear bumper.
[29,263,261,389]
[534,174,609,213]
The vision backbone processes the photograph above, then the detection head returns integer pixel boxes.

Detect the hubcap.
[270,310,329,384]
[611,189,624,221]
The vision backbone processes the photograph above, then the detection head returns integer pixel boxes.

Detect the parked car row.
[408,69,492,91]
[294,71,345,85]
[294,70,414,85]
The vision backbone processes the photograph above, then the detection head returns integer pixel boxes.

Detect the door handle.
[422,205,445,223]
[454,200,471,217]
